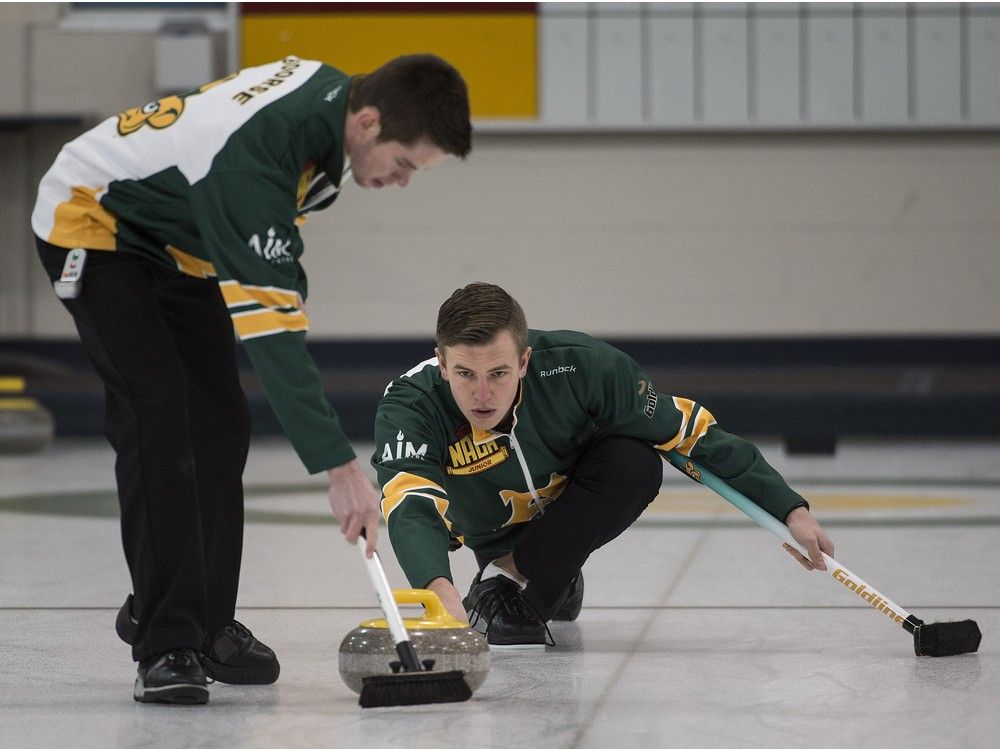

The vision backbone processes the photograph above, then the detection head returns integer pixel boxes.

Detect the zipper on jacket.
[481,381,544,516]
[506,428,544,516]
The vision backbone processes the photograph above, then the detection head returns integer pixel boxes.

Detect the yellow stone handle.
[392,588,452,622]
[358,587,470,630]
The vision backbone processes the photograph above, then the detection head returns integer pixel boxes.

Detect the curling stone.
[0,377,55,454]
[339,588,490,694]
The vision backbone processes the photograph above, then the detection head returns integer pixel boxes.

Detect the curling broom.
[355,530,472,707]
[665,450,982,657]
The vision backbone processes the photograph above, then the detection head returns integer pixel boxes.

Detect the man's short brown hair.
[436,283,528,353]
[349,54,471,159]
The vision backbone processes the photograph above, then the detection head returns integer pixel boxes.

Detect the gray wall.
[283,132,1000,338]
[538,2,1000,129]
[3,3,999,340]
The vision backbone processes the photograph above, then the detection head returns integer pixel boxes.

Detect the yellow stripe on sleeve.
[381,471,450,529]
[676,405,717,456]
[219,280,299,310]
[655,396,697,452]
[433,498,454,532]
[296,164,316,208]
[165,245,217,278]
[231,308,308,340]
[673,397,696,429]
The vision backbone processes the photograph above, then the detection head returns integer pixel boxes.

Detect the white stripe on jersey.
[384,357,440,396]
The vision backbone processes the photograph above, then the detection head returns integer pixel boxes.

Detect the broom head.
[913,619,982,657]
[359,669,472,708]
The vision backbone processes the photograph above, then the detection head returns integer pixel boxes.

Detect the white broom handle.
[665,451,914,624]
[356,537,411,646]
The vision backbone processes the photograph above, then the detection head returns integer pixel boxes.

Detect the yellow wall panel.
[242,14,537,118]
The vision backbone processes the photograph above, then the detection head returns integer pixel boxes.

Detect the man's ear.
[518,346,532,377]
[356,105,382,140]
[435,347,449,381]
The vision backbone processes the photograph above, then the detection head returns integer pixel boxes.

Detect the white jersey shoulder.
[32,58,322,239]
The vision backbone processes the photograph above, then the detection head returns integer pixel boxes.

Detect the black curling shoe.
[464,573,551,647]
[117,595,279,684]
[202,620,280,685]
[133,649,209,705]
[552,572,584,622]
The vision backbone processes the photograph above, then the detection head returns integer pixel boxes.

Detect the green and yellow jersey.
[32,56,355,472]
[372,329,808,589]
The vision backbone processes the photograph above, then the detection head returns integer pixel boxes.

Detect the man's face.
[437,330,532,432]
[346,107,447,189]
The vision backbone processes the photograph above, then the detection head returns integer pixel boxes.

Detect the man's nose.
[473,380,491,401]
[396,171,411,188]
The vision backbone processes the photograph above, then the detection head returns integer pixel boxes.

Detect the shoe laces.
[164,648,199,667]
[206,620,254,657]
[223,620,253,643]
[468,578,555,646]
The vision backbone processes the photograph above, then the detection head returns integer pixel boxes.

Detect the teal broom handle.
[663,449,916,626]
[664,449,800,549]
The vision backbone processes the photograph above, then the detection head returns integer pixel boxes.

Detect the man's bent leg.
[513,435,663,620]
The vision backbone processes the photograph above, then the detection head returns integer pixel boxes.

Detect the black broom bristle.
[913,619,982,657]
[359,670,472,708]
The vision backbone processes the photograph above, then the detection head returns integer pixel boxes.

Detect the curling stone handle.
[392,588,452,623]
[355,535,422,672]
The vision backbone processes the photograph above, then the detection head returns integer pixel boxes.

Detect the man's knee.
[577,435,663,501]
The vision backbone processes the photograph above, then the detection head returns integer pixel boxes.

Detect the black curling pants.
[37,239,252,662]
[478,434,664,621]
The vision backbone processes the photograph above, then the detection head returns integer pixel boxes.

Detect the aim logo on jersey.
[117,95,186,136]
[247,227,293,263]
[380,431,428,462]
